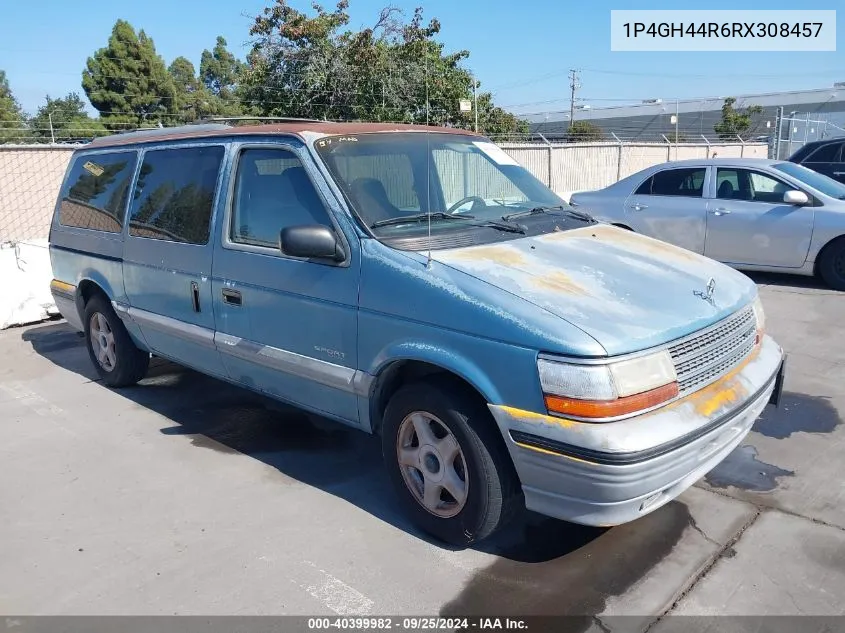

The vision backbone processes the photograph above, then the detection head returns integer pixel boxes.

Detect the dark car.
[788,138,845,184]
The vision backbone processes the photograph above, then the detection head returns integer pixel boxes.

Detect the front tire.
[818,238,845,291]
[382,378,521,546]
[83,294,150,387]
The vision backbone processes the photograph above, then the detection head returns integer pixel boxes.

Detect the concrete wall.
[502,141,769,194]
[0,141,768,243]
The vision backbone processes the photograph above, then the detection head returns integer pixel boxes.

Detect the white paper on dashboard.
[472,141,519,166]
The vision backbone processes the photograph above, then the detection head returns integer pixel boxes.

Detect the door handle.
[630,204,648,211]
[833,171,845,176]
[222,288,242,306]
[709,208,731,216]
[190,281,200,313]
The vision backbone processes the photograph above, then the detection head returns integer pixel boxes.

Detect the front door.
[704,167,814,268]
[211,144,361,425]
[623,166,709,253]
[122,144,228,378]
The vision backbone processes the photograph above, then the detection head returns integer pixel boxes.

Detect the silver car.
[569,158,845,290]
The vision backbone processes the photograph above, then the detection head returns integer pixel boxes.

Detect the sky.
[1,0,843,118]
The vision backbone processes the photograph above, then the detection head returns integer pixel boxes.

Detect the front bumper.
[488,334,784,526]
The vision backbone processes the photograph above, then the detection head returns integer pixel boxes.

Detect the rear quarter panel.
[48,150,135,339]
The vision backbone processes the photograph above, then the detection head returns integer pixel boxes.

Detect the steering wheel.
[446,196,486,214]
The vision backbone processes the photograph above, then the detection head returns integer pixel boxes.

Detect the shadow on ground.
[21,320,706,617]
[703,390,841,492]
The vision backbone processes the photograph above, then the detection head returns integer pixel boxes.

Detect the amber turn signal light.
[544,382,680,419]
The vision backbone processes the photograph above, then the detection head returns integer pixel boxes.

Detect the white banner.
[610,10,836,52]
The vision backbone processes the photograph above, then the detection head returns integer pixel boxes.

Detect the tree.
[714,97,763,140]
[169,57,200,98]
[82,19,177,127]
[242,1,526,135]
[29,93,107,142]
[200,37,244,101]
[168,56,216,123]
[0,70,28,143]
[564,120,603,143]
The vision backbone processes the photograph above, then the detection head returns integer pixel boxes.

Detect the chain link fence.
[0,138,767,244]
[0,145,76,243]
[773,112,845,160]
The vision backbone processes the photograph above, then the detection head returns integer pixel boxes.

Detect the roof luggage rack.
[87,123,233,147]
[196,115,328,125]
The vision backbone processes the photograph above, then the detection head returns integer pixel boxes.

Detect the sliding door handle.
[190,281,201,312]
[222,288,242,306]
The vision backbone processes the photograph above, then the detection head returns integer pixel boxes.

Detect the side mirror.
[280,225,345,262]
[783,190,809,206]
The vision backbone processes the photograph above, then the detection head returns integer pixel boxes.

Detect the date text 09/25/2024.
[307,617,528,630]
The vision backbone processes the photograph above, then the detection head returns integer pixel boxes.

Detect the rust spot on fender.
[531,271,589,296]
[498,405,578,429]
[447,245,527,266]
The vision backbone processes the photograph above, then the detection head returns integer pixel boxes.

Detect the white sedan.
[569,158,845,290]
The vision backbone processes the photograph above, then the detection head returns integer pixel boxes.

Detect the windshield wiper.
[371,212,524,234]
[371,212,476,228]
[475,220,526,234]
[502,205,595,223]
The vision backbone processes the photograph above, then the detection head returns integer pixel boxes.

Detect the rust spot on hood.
[590,225,701,264]
[531,271,589,296]
[447,244,527,266]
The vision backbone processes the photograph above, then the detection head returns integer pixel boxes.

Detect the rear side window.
[129,146,224,244]
[59,151,138,232]
[805,142,842,163]
[639,168,706,197]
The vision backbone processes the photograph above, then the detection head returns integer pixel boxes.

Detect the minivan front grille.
[669,305,757,396]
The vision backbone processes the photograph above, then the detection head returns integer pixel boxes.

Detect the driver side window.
[231,148,333,249]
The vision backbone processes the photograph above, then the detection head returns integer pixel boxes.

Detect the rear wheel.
[818,238,845,291]
[83,294,149,387]
[382,378,521,546]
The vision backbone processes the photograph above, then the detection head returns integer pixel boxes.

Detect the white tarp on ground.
[0,239,59,330]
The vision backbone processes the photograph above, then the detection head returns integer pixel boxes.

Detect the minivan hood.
[431,224,756,356]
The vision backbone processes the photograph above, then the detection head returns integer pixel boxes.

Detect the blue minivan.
[49,122,786,545]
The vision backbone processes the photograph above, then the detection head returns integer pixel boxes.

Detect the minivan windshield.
[773,162,845,200]
[314,133,568,237]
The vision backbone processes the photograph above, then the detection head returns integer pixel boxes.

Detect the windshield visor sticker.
[472,141,520,166]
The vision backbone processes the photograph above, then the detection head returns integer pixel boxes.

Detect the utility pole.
[675,99,679,144]
[568,69,580,131]
[472,75,478,133]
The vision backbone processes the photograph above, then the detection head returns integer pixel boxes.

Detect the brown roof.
[88,121,482,149]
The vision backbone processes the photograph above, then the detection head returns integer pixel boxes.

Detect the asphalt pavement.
[1,271,843,629]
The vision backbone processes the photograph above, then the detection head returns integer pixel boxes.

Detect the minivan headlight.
[752,295,766,343]
[537,350,679,419]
